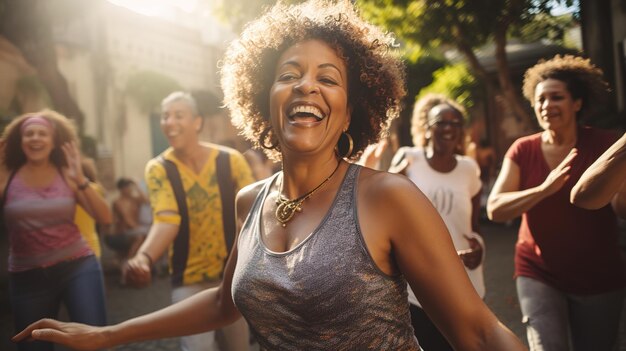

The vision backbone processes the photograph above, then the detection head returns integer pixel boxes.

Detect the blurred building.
[52,0,239,189]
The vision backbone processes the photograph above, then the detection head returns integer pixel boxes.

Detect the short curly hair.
[411,93,467,154]
[1,109,78,171]
[522,54,609,121]
[220,0,406,161]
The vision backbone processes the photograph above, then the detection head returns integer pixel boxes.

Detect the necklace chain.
[275,162,341,227]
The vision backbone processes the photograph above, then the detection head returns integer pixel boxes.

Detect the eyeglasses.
[429,120,464,129]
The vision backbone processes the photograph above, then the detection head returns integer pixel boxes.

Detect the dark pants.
[9,255,107,351]
[410,303,453,351]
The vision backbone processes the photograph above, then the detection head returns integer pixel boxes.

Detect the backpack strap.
[158,156,189,287]
[216,150,236,259]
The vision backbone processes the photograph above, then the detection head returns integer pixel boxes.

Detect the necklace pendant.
[276,199,298,226]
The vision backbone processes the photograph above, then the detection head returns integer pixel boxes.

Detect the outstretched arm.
[571,133,626,217]
[11,181,266,350]
[487,149,577,222]
[360,171,526,350]
[13,243,242,350]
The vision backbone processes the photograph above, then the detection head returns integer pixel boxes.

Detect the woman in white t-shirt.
[389,94,484,351]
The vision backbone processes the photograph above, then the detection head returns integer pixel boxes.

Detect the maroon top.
[507,126,625,294]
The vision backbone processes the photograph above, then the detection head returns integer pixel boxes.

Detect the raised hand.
[61,141,86,185]
[12,318,109,351]
[540,148,578,196]
[359,139,388,170]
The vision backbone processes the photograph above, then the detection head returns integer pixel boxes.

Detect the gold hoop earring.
[260,126,279,150]
[336,131,354,159]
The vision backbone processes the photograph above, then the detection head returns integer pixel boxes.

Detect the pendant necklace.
[275,162,341,227]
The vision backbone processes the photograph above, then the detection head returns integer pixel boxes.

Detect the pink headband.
[20,116,54,134]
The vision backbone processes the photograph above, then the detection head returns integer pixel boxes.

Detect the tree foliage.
[417,62,481,113]
[358,0,577,130]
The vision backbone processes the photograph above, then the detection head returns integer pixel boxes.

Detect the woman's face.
[533,78,581,132]
[269,39,351,158]
[426,104,463,155]
[21,123,54,163]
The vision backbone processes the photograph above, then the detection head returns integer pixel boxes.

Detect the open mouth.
[27,145,46,152]
[288,104,326,122]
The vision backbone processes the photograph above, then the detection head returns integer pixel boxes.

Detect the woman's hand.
[540,148,577,196]
[458,235,483,270]
[61,141,86,185]
[358,139,388,170]
[12,318,109,351]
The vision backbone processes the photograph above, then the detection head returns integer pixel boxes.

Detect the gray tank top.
[232,164,420,350]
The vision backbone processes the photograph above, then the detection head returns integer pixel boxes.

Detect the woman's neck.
[542,126,577,147]
[22,159,54,171]
[424,147,457,173]
[280,155,342,199]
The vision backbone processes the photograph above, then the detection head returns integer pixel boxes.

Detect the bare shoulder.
[358,166,421,204]
[236,178,270,219]
[357,166,431,227]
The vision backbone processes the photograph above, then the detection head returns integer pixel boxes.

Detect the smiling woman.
[11,2,525,350]
[488,55,625,351]
[1,109,111,351]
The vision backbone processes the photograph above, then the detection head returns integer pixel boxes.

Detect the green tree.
[358,0,576,130]
[418,62,481,113]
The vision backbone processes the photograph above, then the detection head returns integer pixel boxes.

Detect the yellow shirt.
[74,183,105,258]
[145,143,254,285]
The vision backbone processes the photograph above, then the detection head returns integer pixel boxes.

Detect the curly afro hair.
[1,109,78,171]
[410,94,467,154]
[220,0,406,161]
[522,54,609,121]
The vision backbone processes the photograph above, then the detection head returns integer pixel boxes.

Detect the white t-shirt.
[398,147,485,306]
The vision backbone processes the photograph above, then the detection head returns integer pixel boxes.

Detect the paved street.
[2,220,625,350]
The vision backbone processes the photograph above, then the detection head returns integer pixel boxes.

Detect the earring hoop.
[260,126,279,150]
[336,131,354,159]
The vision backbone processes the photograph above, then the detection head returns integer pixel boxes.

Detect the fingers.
[123,259,152,287]
[459,236,483,269]
[459,250,482,270]
[31,327,69,345]
[374,139,388,158]
[12,318,60,342]
[361,142,385,169]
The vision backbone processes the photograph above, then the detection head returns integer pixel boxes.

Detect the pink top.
[4,170,92,272]
[506,126,625,294]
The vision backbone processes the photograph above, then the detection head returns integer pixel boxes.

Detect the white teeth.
[288,105,324,119]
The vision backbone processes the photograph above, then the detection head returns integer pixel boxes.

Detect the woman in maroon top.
[488,55,625,351]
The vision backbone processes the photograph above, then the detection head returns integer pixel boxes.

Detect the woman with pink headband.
[0,109,111,351]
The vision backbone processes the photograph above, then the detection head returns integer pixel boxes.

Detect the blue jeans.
[9,255,107,351]
[516,276,623,351]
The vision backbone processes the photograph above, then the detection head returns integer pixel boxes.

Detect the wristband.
[77,180,90,191]
[139,251,154,266]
